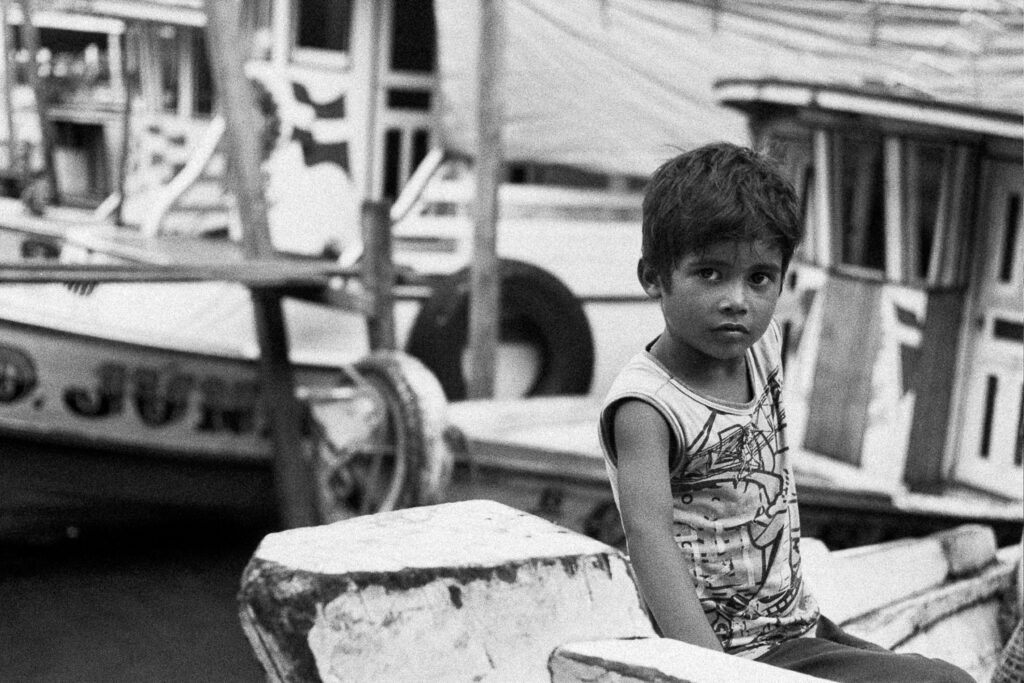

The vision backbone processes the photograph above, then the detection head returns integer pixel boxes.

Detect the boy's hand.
[613,399,723,651]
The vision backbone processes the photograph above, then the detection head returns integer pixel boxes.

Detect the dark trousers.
[756,616,976,683]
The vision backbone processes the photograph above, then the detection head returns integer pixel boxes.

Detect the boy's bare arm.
[614,400,723,651]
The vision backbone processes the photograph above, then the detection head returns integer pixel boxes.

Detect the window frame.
[831,129,889,275]
[291,0,353,70]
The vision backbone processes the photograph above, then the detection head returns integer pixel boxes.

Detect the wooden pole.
[204,0,316,528]
[0,0,17,178]
[361,200,395,350]
[114,29,131,225]
[204,0,272,256]
[20,0,59,204]
[465,0,503,399]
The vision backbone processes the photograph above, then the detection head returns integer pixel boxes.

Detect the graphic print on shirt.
[670,368,807,650]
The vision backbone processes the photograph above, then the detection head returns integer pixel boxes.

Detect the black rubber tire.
[405,259,594,401]
[309,350,452,523]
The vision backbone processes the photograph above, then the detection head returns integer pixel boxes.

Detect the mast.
[204,0,316,528]
[466,0,504,399]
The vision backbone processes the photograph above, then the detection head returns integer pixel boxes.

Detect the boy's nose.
[719,281,749,314]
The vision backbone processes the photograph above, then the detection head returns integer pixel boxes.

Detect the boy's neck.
[649,337,752,403]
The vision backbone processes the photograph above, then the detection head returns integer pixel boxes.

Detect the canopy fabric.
[434,0,1024,177]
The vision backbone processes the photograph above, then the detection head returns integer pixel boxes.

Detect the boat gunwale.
[715,77,1024,140]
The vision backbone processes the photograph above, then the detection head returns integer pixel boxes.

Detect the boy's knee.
[894,654,975,683]
[920,657,976,683]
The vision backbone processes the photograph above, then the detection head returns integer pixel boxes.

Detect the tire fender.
[354,350,452,507]
[309,350,452,522]
[405,259,594,400]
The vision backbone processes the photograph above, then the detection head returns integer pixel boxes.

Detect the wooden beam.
[813,129,833,266]
[114,28,131,226]
[20,0,60,204]
[361,200,395,349]
[466,0,504,399]
[0,0,17,177]
[0,259,363,284]
[204,0,315,529]
[883,136,904,282]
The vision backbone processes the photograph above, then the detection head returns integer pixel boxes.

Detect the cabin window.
[193,31,214,116]
[390,0,435,72]
[834,134,887,271]
[999,192,1021,283]
[761,132,814,263]
[296,0,352,54]
[13,27,112,86]
[904,142,949,282]
[157,26,179,113]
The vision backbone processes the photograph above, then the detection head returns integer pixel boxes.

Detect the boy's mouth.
[714,322,749,334]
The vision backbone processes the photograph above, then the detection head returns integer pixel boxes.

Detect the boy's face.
[640,239,783,363]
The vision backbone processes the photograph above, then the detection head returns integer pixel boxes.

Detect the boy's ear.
[637,259,663,299]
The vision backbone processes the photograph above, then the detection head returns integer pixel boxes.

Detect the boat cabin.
[0,0,436,253]
[716,79,1023,502]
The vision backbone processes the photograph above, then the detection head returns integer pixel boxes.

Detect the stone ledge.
[239,500,655,682]
[550,639,827,682]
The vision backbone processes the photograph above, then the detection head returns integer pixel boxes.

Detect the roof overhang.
[5,5,126,33]
[716,78,1024,141]
[47,0,206,27]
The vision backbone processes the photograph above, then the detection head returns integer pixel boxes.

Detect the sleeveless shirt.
[598,321,819,656]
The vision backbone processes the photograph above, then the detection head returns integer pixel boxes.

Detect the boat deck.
[446,396,1024,548]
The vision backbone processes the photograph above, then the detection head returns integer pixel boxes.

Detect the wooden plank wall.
[803,275,883,465]
[903,290,965,492]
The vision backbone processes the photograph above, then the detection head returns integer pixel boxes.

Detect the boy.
[598,143,973,681]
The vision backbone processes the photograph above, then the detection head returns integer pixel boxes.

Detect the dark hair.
[641,142,802,286]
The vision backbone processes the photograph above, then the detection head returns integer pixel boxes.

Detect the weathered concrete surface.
[238,500,654,682]
[550,639,826,682]
[801,524,998,624]
[802,524,1015,682]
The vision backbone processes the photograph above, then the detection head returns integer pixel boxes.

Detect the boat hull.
[0,314,344,537]
[0,429,279,539]
[0,315,340,462]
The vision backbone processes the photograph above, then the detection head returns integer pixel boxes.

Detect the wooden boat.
[0,0,457,538]
[6,0,1017,408]
[1,4,1019,544]
[237,500,1023,682]
[0,205,463,539]
[443,79,1024,551]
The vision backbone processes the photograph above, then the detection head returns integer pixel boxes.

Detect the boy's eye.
[697,268,720,280]
[749,272,774,286]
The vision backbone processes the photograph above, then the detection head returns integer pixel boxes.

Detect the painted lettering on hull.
[62,361,264,434]
[0,344,37,403]
[1,342,267,438]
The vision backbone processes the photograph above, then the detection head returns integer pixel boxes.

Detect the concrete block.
[550,639,826,682]
[938,524,996,579]
[238,500,654,682]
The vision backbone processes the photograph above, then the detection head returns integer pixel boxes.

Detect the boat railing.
[139,116,228,238]
[0,258,366,300]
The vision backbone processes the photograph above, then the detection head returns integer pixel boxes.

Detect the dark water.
[0,519,270,683]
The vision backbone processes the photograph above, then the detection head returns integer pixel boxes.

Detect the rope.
[991,620,1024,683]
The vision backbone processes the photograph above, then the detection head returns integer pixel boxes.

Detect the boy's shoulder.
[602,350,673,407]
[758,318,784,369]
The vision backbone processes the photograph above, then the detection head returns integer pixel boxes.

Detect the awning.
[435,0,1024,177]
